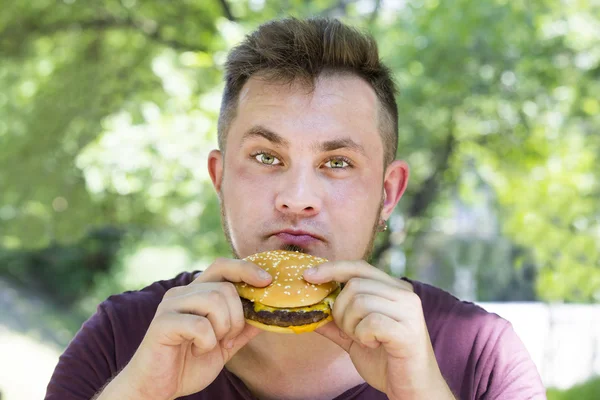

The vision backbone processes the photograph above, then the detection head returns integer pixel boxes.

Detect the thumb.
[222,323,261,360]
[315,320,353,353]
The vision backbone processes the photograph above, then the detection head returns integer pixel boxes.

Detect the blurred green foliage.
[547,376,600,400]
[0,226,123,305]
[1,0,599,318]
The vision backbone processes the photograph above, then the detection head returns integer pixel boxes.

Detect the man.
[45,17,546,400]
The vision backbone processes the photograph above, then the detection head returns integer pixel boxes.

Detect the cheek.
[223,164,272,208]
[326,175,381,213]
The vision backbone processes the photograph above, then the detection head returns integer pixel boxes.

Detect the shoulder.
[102,270,199,313]
[98,270,200,333]
[405,278,545,398]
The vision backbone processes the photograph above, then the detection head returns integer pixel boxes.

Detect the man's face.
[211,74,394,261]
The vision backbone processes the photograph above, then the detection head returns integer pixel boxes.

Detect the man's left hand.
[303,260,456,400]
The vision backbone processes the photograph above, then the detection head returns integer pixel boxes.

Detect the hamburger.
[235,250,340,334]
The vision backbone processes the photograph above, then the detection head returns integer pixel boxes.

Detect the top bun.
[236,250,338,308]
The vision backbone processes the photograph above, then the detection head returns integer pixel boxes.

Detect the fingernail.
[225,339,234,349]
[305,267,318,276]
[259,270,271,279]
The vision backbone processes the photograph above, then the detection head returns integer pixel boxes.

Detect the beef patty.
[241,297,328,327]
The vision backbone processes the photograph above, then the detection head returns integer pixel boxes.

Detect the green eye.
[254,152,280,165]
[325,158,349,169]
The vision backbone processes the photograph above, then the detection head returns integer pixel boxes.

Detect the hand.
[117,258,272,400]
[304,260,455,400]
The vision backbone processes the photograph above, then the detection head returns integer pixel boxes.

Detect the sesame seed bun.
[237,250,338,307]
[235,250,340,334]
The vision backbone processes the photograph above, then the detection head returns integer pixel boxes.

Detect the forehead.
[229,74,382,153]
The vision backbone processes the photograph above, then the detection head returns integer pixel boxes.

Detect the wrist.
[94,365,171,400]
[386,368,456,400]
[387,385,455,400]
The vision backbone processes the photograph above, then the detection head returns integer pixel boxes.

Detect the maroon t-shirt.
[45,271,546,399]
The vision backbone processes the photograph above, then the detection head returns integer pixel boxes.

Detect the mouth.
[271,229,324,247]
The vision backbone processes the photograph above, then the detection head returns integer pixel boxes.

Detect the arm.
[91,367,148,400]
[46,258,272,400]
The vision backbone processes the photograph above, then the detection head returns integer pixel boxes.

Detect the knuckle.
[195,318,218,344]
[405,292,422,308]
[365,313,386,329]
[350,294,370,312]
[149,310,169,328]
[220,282,238,297]
[163,286,184,299]
[193,316,211,334]
[156,296,176,313]
[231,317,245,331]
[219,314,232,329]
[344,278,361,294]
[354,325,369,340]
[205,289,224,303]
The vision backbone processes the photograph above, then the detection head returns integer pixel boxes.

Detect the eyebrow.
[315,137,367,157]
[240,125,290,147]
[240,125,367,157]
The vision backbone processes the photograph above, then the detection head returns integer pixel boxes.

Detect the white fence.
[479,302,600,390]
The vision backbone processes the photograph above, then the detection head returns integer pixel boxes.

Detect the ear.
[380,160,409,220]
[208,149,224,196]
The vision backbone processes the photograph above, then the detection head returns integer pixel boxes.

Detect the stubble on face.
[218,190,384,262]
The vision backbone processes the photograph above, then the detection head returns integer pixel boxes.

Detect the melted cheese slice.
[289,316,332,334]
[252,287,338,314]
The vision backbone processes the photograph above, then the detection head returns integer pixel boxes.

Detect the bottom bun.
[246,314,333,334]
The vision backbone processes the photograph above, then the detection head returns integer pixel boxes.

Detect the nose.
[275,167,322,218]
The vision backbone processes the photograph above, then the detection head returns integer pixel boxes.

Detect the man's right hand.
[96,257,272,400]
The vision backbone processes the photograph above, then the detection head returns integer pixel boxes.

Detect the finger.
[152,312,218,356]
[196,258,273,287]
[303,260,397,286]
[163,289,232,341]
[332,278,404,324]
[223,323,263,359]
[354,313,405,352]
[314,320,353,353]
[340,294,400,343]
[218,282,247,342]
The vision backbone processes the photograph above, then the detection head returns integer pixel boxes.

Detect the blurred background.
[0,0,599,399]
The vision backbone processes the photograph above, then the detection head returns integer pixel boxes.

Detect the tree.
[1,0,598,309]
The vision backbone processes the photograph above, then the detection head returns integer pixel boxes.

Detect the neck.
[226,331,365,400]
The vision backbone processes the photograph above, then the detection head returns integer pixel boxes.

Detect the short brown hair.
[218,17,398,167]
